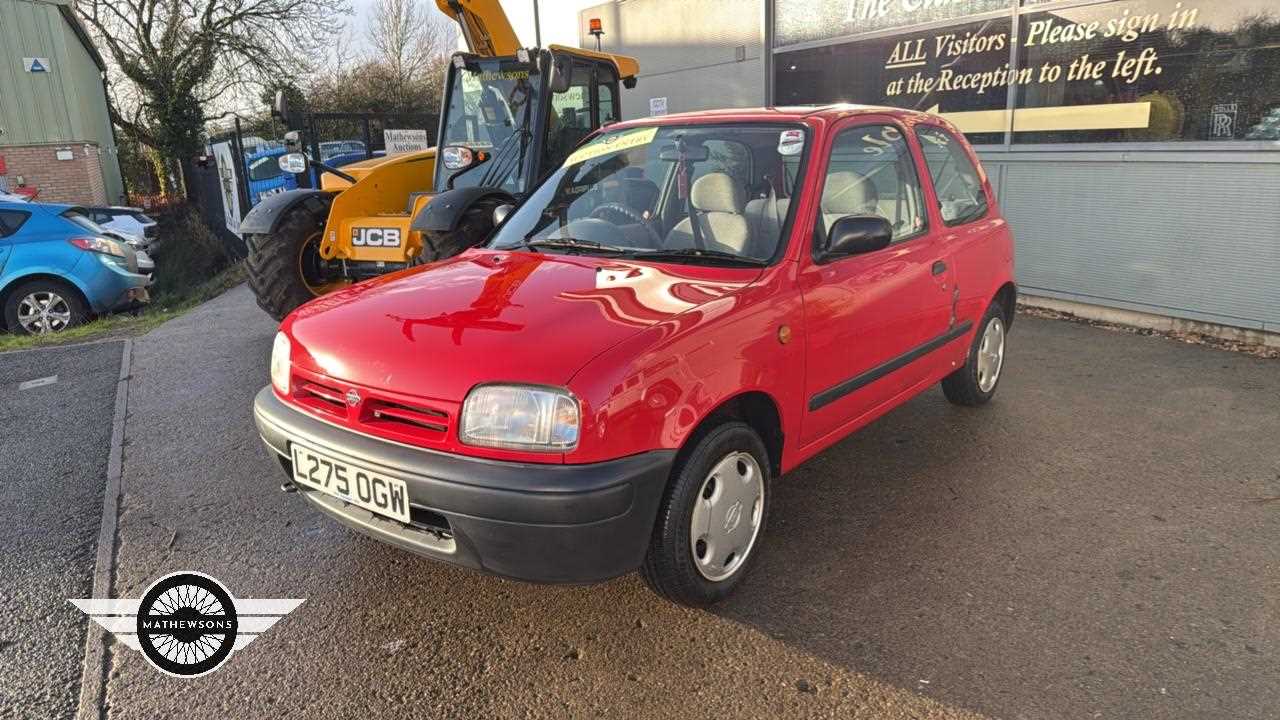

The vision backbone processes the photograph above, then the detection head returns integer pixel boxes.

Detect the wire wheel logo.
[136,572,238,677]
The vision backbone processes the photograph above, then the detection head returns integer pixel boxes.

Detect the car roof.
[607,104,933,130]
[1,200,70,213]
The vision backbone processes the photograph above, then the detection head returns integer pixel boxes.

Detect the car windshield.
[438,57,541,193]
[489,123,808,265]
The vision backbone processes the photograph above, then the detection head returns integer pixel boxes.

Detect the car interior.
[531,124,938,262]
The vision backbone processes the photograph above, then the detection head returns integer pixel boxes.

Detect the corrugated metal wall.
[984,152,1280,332]
[580,0,766,120]
[0,0,123,200]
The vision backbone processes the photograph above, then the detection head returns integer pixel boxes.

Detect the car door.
[915,124,1003,338]
[797,119,955,447]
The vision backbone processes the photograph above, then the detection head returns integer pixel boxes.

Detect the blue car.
[0,200,150,334]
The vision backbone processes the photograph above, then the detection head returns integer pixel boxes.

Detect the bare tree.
[78,0,349,195]
[365,0,457,112]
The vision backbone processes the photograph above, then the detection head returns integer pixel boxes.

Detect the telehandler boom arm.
[435,0,522,56]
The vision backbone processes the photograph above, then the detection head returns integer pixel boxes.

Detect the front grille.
[364,398,449,436]
[294,378,346,417]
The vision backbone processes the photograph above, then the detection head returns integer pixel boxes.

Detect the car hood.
[285,249,762,401]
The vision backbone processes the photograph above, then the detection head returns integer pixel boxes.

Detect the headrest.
[821,171,878,214]
[691,172,744,214]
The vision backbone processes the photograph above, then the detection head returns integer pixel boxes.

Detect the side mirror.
[822,215,893,260]
[492,203,514,226]
[278,152,308,174]
[549,53,573,94]
[272,90,290,121]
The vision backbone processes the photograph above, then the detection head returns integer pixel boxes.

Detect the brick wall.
[0,143,107,205]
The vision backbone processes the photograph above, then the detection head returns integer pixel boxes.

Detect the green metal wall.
[0,0,123,201]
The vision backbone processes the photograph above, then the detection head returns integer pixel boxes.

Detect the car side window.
[916,126,989,226]
[0,210,31,238]
[816,124,926,249]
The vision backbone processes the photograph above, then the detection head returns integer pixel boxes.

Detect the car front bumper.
[253,387,674,584]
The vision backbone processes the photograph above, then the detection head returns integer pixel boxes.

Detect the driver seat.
[664,172,751,254]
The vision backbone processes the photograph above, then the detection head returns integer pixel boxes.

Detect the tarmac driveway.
[7,284,1276,719]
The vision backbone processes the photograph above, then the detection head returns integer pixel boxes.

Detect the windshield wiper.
[631,247,767,267]
[524,237,630,254]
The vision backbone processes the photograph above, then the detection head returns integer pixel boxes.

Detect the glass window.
[0,210,30,238]
[1014,0,1280,143]
[916,125,989,225]
[597,65,618,126]
[775,16,1014,145]
[544,61,595,173]
[439,57,542,192]
[818,124,927,246]
[248,155,284,182]
[490,123,810,263]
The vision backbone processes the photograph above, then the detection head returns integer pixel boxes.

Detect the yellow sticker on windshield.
[564,127,658,167]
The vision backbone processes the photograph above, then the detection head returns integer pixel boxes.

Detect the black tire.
[942,300,1007,406]
[3,279,88,335]
[245,195,336,321]
[641,421,772,607]
[420,203,495,262]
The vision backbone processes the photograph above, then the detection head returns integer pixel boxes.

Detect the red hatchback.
[254,105,1016,606]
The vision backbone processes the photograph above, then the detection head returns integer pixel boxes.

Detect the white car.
[0,190,31,203]
[86,207,158,251]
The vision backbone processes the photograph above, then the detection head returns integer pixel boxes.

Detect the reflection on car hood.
[285,249,762,401]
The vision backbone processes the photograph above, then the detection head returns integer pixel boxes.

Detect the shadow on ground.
[717,317,1280,720]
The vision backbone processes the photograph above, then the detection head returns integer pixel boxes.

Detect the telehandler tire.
[245,194,341,321]
[420,202,499,262]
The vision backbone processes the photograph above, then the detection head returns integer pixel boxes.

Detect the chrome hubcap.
[690,451,764,582]
[17,291,72,334]
[976,316,1005,392]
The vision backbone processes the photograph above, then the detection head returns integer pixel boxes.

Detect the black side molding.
[809,321,973,411]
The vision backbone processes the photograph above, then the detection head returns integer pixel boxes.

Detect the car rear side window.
[916,126,989,226]
[0,210,31,238]
[817,124,927,246]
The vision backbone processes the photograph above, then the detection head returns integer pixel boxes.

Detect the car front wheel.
[641,421,771,607]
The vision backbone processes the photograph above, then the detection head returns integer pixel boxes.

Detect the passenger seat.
[664,172,751,254]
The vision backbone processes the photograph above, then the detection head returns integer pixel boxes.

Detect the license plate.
[290,442,411,524]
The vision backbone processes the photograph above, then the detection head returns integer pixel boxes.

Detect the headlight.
[460,385,579,451]
[270,332,291,395]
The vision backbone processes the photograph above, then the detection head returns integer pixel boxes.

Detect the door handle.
[931,260,947,276]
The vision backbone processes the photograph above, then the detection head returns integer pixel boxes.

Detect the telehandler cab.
[241,0,639,320]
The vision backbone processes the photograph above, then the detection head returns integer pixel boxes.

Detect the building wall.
[0,142,108,204]
[579,0,767,120]
[984,151,1280,332]
[0,0,123,202]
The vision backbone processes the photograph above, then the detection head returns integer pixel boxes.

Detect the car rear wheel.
[641,421,771,607]
[3,280,88,335]
[942,300,1007,406]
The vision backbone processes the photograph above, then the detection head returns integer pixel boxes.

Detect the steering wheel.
[591,202,644,224]
[591,202,663,246]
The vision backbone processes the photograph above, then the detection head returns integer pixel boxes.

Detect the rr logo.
[352,227,401,247]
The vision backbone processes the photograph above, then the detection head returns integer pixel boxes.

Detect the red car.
[254,105,1016,607]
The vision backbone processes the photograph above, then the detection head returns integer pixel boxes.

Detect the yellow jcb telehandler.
[241,0,639,320]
